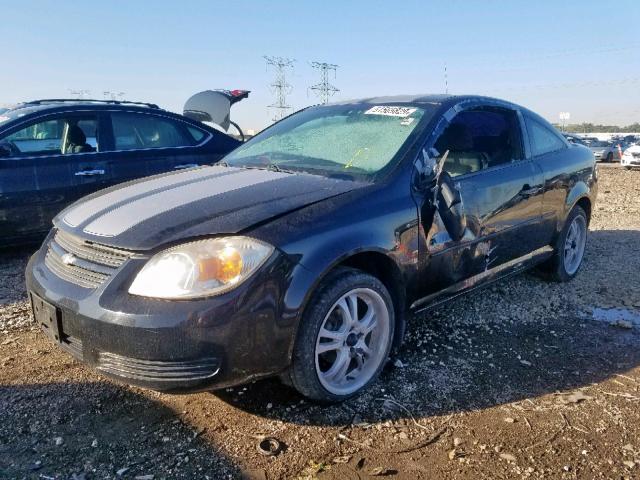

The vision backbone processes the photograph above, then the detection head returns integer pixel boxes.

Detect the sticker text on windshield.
[364,106,417,118]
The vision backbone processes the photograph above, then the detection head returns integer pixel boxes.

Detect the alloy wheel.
[563,214,587,275]
[314,288,390,396]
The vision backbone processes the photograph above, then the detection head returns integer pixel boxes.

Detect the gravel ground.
[1,166,640,479]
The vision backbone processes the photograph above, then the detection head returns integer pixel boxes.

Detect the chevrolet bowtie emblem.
[61,253,76,266]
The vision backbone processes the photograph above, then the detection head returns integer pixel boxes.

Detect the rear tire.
[289,267,395,403]
[537,205,588,282]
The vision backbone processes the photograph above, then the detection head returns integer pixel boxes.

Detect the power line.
[309,61,339,104]
[264,55,295,122]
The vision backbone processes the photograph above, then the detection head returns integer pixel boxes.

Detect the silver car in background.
[589,140,623,163]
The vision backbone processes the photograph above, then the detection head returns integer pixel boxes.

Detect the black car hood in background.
[55,165,365,251]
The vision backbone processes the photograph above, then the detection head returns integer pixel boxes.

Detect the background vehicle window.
[1,116,98,156]
[525,116,566,156]
[111,113,194,150]
[434,109,523,177]
[187,126,207,143]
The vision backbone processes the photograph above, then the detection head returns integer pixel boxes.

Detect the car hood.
[624,144,640,154]
[55,165,366,251]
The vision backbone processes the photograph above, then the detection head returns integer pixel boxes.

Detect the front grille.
[97,352,220,382]
[44,230,132,289]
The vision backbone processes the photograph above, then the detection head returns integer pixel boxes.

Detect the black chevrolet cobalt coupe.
[26,95,597,402]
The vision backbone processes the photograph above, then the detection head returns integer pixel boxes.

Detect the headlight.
[128,237,274,299]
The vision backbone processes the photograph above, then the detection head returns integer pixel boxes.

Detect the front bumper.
[621,155,640,167]
[26,237,303,393]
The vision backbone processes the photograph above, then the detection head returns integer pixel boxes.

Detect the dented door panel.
[418,160,544,298]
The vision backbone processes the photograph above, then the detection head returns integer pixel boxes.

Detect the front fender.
[281,214,418,317]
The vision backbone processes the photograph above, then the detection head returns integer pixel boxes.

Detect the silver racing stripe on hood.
[82,168,290,237]
[63,165,235,227]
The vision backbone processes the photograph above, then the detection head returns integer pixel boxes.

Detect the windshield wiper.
[266,163,297,174]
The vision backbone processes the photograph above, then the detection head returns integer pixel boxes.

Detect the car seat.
[66,125,95,154]
[437,123,487,176]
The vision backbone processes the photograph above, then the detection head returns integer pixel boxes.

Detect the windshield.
[590,141,609,147]
[0,106,41,128]
[224,103,434,180]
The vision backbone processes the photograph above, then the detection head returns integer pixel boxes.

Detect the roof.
[331,94,454,106]
[5,99,161,114]
[328,94,520,110]
[0,99,204,134]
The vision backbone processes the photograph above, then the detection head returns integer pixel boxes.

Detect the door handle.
[75,169,105,176]
[520,184,541,197]
[173,163,199,170]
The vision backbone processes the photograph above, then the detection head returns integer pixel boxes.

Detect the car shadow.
[0,381,241,479]
[213,229,640,426]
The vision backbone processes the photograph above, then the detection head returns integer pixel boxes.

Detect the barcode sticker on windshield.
[365,106,417,117]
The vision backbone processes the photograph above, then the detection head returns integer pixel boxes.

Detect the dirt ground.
[1,166,640,480]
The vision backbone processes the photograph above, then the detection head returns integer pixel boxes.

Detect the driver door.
[416,106,544,297]
[0,113,106,243]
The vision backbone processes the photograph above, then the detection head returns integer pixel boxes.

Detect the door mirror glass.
[413,147,440,189]
[437,170,466,241]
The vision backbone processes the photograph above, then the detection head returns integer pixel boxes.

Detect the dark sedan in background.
[27,94,597,402]
[0,99,239,246]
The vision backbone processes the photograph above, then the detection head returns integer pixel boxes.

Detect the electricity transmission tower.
[103,91,126,101]
[309,62,339,104]
[264,55,295,122]
[68,89,90,99]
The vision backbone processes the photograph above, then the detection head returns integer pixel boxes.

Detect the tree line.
[552,123,640,133]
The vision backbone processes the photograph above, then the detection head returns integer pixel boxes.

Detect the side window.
[110,113,195,151]
[525,116,566,157]
[187,126,207,143]
[433,108,523,177]
[1,116,98,157]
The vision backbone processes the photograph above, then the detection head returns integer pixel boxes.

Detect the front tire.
[538,205,588,282]
[289,268,395,403]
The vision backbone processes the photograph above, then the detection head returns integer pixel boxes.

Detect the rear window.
[187,126,207,143]
[524,116,566,157]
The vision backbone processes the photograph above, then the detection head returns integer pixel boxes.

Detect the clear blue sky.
[2,0,639,130]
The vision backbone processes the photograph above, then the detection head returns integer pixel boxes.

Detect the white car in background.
[621,144,640,170]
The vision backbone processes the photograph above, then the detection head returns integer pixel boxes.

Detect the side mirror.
[413,147,439,190]
[0,144,11,158]
[437,171,466,241]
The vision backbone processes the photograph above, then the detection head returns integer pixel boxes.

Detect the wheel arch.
[288,248,409,362]
[565,181,592,226]
[338,251,407,353]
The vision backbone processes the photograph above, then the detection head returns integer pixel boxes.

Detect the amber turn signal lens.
[198,247,243,283]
